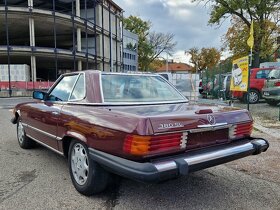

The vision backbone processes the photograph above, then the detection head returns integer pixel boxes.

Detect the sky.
[113,0,231,64]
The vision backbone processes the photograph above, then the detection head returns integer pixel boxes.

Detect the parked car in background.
[11,70,269,195]
[262,68,280,105]
[202,73,231,99]
[231,67,274,104]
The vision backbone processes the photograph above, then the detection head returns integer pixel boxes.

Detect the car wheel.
[17,119,35,149]
[266,99,279,106]
[244,90,260,104]
[69,140,110,196]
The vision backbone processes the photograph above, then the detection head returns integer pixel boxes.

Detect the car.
[11,70,269,196]
[213,73,232,99]
[203,73,231,99]
[262,68,280,105]
[231,67,274,104]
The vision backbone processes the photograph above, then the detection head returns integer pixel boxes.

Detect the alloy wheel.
[71,143,89,186]
[17,122,25,144]
[249,91,259,103]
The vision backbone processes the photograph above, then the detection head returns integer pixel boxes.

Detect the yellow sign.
[247,21,254,49]
[230,56,249,92]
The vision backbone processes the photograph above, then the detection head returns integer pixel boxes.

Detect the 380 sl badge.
[158,122,184,130]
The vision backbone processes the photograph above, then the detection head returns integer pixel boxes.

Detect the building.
[155,62,193,73]
[123,29,138,71]
[0,0,123,82]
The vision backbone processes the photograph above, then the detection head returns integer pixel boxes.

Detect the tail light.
[274,82,280,87]
[123,133,187,156]
[229,122,253,140]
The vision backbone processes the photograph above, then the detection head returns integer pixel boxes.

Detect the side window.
[256,70,267,79]
[70,74,85,100]
[48,75,78,101]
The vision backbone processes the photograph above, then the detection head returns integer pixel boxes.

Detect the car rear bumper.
[89,138,269,183]
[262,88,280,100]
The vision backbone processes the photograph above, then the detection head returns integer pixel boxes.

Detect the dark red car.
[11,70,269,195]
[232,67,274,103]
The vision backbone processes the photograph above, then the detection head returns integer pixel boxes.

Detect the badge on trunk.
[207,114,216,125]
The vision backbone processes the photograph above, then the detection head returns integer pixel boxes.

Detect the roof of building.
[155,62,193,72]
[109,0,123,12]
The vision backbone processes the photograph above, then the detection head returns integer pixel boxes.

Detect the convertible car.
[11,70,269,195]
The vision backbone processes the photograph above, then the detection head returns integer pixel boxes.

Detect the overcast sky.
[113,0,230,64]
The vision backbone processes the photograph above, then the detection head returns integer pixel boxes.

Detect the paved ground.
[0,98,279,210]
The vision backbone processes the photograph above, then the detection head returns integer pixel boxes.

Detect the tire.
[17,119,35,149]
[68,140,110,196]
[266,99,279,106]
[243,89,260,104]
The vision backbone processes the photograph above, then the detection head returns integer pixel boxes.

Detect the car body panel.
[262,68,280,102]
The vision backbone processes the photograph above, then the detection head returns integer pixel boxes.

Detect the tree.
[142,32,177,70]
[123,16,153,71]
[123,16,177,71]
[148,59,165,71]
[188,47,221,71]
[223,16,280,62]
[193,0,280,67]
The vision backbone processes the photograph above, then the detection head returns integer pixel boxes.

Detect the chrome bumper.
[89,138,269,182]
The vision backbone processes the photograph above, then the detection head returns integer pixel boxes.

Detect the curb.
[254,123,279,139]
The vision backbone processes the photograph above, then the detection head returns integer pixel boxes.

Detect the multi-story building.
[123,29,138,71]
[0,0,123,81]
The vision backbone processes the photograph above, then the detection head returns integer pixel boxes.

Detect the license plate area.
[263,92,269,96]
[186,129,229,150]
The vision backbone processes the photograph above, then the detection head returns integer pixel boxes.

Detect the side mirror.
[33,91,45,100]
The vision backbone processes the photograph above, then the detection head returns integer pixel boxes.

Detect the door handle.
[51,111,60,115]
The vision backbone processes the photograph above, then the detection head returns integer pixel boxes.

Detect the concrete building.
[0,0,123,81]
[123,29,138,71]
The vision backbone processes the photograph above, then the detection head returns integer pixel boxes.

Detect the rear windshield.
[267,69,280,79]
[101,74,186,103]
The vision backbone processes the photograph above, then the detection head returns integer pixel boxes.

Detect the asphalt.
[0,98,279,210]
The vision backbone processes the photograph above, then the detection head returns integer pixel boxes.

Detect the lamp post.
[166,54,168,72]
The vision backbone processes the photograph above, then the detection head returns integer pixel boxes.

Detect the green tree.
[188,47,221,71]
[123,16,177,71]
[193,0,280,67]
[123,16,153,71]
[223,16,280,62]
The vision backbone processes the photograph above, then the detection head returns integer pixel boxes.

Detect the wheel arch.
[61,131,87,158]
[243,88,260,102]
[11,110,20,124]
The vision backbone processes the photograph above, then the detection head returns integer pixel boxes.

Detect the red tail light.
[123,133,187,156]
[274,82,280,87]
[229,122,253,140]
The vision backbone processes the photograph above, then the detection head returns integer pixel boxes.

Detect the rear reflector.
[229,122,253,140]
[123,133,187,156]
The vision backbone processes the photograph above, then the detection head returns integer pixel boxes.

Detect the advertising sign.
[230,56,249,92]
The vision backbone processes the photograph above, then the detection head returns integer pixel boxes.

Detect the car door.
[25,74,79,150]
[254,70,270,90]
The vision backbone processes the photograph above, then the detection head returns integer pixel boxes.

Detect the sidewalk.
[254,121,280,139]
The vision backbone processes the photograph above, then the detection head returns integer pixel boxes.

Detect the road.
[0,98,279,210]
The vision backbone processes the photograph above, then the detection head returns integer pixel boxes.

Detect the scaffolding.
[0,0,123,96]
